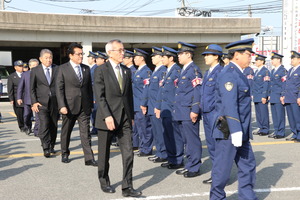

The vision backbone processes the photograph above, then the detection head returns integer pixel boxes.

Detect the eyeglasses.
[242,52,252,57]
[110,49,125,53]
[73,52,85,56]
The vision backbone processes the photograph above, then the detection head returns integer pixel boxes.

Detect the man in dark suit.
[8,60,25,132]
[17,59,39,135]
[94,39,142,197]
[31,49,58,158]
[56,43,96,166]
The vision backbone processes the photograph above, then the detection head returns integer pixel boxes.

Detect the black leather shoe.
[184,171,201,178]
[253,131,260,135]
[50,148,56,154]
[138,152,152,157]
[274,135,285,139]
[61,154,70,163]
[85,159,97,166]
[167,163,184,169]
[294,139,300,143]
[259,132,269,136]
[268,134,275,138]
[176,168,188,175]
[153,157,167,163]
[161,162,170,168]
[286,137,296,141]
[101,186,115,193]
[203,177,212,184]
[122,187,142,197]
[43,149,50,158]
[148,156,158,161]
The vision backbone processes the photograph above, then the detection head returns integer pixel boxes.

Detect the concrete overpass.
[0,11,261,70]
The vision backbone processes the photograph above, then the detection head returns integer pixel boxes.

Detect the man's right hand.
[60,107,68,115]
[280,96,285,105]
[105,116,115,131]
[17,99,23,105]
[32,102,42,113]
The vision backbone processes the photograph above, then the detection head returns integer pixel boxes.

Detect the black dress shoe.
[268,134,275,138]
[259,132,269,136]
[184,171,201,178]
[148,156,158,161]
[203,177,212,184]
[50,148,56,154]
[161,162,170,168]
[138,152,152,157]
[101,186,115,193]
[176,168,188,175]
[286,137,296,141]
[43,149,51,158]
[85,159,97,166]
[61,154,70,163]
[294,139,300,143]
[274,135,285,139]
[167,163,184,169]
[253,131,260,135]
[153,157,167,163]
[122,187,142,197]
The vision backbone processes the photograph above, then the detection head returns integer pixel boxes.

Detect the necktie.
[116,65,123,92]
[46,68,51,84]
[75,66,82,83]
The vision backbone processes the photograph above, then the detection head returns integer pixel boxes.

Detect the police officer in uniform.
[132,48,153,156]
[95,51,108,67]
[252,54,270,136]
[210,38,257,200]
[281,51,300,142]
[243,66,255,92]
[145,47,167,163]
[200,44,224,184]
[123,50,137,76]
[173,42,202,178]
[222,53,230,66]
[268,52,287,139]
[156,46,184,169]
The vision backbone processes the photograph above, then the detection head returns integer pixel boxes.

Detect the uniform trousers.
[134,111,153,154]
[162,116,184,165]
[177,120,202,172]
[98,112,133,189]
[285,103,300,139]
[91,102,98,133]
[270,103,286,136]
[61,109,94,161]
[150,115,167,159]
[210,139,257,200]
[254,102,269,134]
[203,112,216,165]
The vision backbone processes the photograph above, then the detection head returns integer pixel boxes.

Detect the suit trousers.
[60,109,94,161]
[38,100,58,150]
[13,104,24,130]
[98,111,134,189]
[210,139,257,200]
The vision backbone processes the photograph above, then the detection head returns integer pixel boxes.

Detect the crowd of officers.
[6,38,300,199]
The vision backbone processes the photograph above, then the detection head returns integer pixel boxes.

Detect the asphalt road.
[1,101,300,200]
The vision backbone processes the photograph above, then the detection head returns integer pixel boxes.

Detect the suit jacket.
[282,66,300,103]
[7,71,23,107]
[213,62,252,141]
[94,61,134,131]
[17,71,31,105]
[56,62,93,115]
[269,65,287,103]
[30,64,58,108]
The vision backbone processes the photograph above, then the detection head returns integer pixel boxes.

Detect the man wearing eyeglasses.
[56,42,96,166]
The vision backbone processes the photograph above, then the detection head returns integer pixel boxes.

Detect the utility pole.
[248,5,252,17]
[1,0,5,10]
[181,0,186,7]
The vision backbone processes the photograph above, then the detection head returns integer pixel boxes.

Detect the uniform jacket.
[268,65,287,103]
[129,65,137,78]
[93,61,134,130]
[30,64,58,108]
[252,66,270,102]
[173,62,202,121]
[132,65,152,112]
[282,66,300,103]
[7,72,23,107]
[90,64,98,85]
[200,64,223,113]
[156,64,181,118]
[56,62,93,115]
[145,65,167,116]
[243,66,254,93]
[213,62,252,141]
[17,71,31,105]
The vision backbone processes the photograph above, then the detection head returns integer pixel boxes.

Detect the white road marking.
[111,187,300,200]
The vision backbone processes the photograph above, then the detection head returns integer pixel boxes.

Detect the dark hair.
[228,49,246,60]
[165,55,177,63]
[67,42,83,56]
[218,55,225,66]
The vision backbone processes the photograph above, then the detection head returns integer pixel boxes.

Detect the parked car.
[0,66,9,98]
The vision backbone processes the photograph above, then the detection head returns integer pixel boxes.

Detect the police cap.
[96,51,108,60]
[225,38,254,53]
[177,41,197,53]
[14,60,24,66]
[151,47,163,57]
[162,46,178,57]
[134,48,149,58]
[87,51,97,58]
[271,52,284,59]
[202,44,223,56]
[291,51,300,59]
[124,50,134,58]
[255,53,267,61]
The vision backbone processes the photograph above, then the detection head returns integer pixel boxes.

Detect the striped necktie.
[75,65,82,83]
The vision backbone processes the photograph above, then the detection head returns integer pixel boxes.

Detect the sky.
[3,0,282,35]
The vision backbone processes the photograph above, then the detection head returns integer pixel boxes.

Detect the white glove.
[231,131,243,147]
